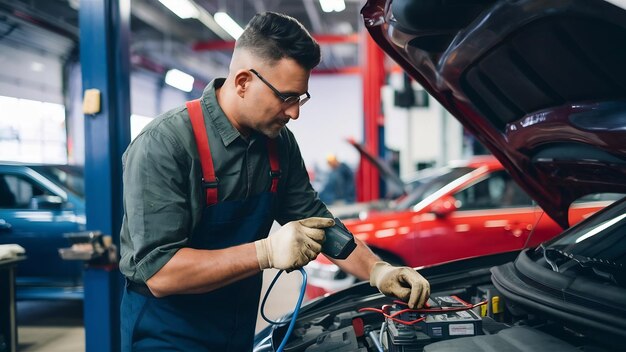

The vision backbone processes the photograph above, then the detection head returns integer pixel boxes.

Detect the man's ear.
[234,70,252,98]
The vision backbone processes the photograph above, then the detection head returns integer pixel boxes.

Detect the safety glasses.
[249,69,310,107]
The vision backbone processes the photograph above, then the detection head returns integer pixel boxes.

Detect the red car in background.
[306,155,618,298]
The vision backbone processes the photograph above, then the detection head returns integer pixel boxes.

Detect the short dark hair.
[236,12,321,70]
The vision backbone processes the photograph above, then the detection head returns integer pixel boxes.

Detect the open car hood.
[362,0,626,227]
[347,139,409,195]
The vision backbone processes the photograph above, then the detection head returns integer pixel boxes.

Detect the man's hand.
[369,261,430,308]
[255,217,334,271]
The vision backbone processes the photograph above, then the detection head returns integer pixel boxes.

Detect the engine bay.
[266,284,616,352]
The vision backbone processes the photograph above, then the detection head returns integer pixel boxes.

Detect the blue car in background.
[0,163,85,300]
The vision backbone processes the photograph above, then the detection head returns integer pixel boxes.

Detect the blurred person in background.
[320,153,356,205]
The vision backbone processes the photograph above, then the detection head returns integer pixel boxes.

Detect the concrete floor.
[16,268,303,351]
[17,300,84,352]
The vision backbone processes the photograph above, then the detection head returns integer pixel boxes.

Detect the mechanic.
[119,11,430,351]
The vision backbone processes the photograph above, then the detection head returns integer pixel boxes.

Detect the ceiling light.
[165,69,194,92]
[319,0,334,12]
[334,0,346,12]
[158,0,199,19]
[319,0,346,12]
[214,12,244,39]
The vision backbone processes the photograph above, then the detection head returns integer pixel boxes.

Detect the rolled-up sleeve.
[121,128,192,282]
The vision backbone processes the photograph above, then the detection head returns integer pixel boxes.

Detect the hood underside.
[362,0,626,227]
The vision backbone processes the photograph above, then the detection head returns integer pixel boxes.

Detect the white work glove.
[255,217,334,271]
[370,261,430,308]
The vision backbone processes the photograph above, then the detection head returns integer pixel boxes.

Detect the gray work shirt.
[119,79,331,283]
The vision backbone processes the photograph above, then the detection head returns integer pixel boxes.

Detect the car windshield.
[393,166,474,210]
[540,198,626,286]
[33,165,84,198]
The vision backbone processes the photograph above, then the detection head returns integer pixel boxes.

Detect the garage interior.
[3,0,624,351]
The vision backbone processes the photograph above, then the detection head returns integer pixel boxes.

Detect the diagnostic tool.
[322,218,356,259]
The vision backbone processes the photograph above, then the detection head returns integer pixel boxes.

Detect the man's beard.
[257,124,282,139]
[257,119,287,138]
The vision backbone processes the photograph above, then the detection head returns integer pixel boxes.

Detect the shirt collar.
[201,78,241,147]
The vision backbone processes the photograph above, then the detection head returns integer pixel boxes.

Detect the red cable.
[358,307,426,325]
[358,299,488,326]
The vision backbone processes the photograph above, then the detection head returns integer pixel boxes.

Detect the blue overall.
[121,99,280,351]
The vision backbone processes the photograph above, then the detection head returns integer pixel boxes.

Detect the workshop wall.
[384,72,464,177]
[288,73,363,176]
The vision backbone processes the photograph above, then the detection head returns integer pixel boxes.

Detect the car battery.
[384,310,431,352]
[418,296,482,339]
[417,308,482,340]
[383,296,482,352]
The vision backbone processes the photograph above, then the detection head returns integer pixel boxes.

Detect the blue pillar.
[79,0,131,351]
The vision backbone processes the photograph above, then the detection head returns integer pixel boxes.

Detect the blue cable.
[260,268,307,352]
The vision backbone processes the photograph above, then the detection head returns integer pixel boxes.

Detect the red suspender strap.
[267,138,281,193]
[185,99,218,206]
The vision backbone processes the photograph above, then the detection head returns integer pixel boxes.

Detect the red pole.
[357,32,385,202]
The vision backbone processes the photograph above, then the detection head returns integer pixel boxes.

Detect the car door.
[0,169,82,286]
[413,170,544,265]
